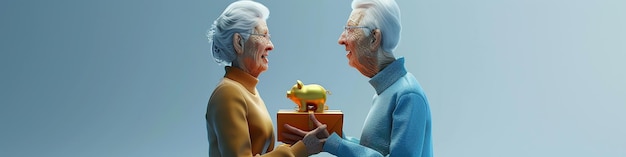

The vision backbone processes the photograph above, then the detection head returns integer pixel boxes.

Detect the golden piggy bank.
[286,80,329,112]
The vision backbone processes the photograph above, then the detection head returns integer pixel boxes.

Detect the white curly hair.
[207,0,270,66]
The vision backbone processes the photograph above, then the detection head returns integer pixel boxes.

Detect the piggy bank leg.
[299,101,308,112]
[315,100,326,112]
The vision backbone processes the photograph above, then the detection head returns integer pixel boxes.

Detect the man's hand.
[282,113,330,155]
[303,124,327,155]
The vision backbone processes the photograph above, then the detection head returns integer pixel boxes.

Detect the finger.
[309,113,324,127]
[282,132,304,142]
[316,124,329,138]
[284,124,307,136]
[316,125,330,138]
[310,124,327,134]
[322,128,330,137]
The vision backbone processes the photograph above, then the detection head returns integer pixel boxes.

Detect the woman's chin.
[258,64,268,73]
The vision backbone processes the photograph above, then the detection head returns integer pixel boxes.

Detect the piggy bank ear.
[296,80,303,89]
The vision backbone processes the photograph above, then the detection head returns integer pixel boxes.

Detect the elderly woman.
[205,1,326,157]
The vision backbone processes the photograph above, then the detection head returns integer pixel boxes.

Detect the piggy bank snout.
[286,91,294,98]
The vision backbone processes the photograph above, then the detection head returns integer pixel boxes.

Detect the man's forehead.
[347,9,365,26]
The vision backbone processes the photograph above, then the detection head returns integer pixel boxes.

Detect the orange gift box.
[276,109,343,143]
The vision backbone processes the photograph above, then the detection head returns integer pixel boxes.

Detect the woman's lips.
[261,54,268,62]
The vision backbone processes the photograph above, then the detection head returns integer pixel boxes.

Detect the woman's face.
[239,20,274,78]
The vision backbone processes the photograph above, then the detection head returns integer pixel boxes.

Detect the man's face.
[338,9,378,77]
[241,20,274,78]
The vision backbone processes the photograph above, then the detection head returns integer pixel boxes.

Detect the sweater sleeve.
[262,142,307,157]
[323,133,383,157]
[207,85,307,157]
[388,93,429,157]
[323,93,429,157]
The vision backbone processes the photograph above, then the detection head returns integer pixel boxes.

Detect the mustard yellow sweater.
[206,67,306,157]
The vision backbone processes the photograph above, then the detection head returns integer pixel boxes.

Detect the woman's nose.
[266,40,274,51]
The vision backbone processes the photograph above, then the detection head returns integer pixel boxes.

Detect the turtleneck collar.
[224,66,259,94]
[368,57,407,95]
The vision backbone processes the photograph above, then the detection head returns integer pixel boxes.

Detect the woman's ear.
[369,29,381,52]
[233,33,244,55]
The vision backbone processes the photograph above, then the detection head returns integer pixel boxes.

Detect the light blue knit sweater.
[323,58,433,157]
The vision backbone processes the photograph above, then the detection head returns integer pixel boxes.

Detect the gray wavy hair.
[207,0,270,66]
[352,0,401,53]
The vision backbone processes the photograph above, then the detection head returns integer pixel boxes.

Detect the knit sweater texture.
[206,66,306,157]
[323,58,433,157]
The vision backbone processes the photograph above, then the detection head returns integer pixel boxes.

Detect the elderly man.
[284,0,433,156]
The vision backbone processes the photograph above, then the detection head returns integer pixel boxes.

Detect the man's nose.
[338,31,347,45]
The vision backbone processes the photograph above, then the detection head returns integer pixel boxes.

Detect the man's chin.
[348,62,357,69]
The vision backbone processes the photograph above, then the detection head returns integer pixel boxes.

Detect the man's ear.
[233,33,244,55]
[370,29,381,52]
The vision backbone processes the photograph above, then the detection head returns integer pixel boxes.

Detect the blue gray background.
[1,0,625,157]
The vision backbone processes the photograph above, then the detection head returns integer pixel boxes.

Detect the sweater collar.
[224,66,259,94]
[368,57,407,95]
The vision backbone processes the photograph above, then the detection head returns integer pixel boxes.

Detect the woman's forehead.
[255,20,269,33]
